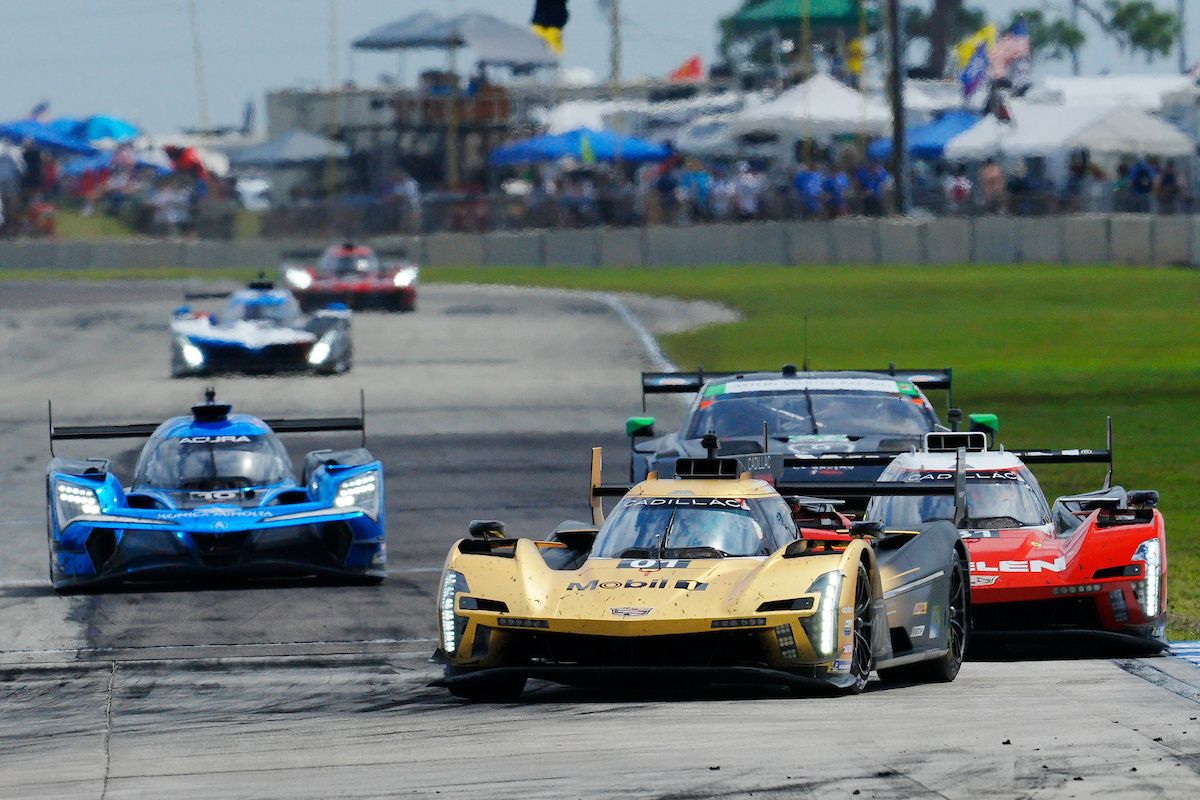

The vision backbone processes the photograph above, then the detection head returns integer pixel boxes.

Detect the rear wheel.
[846,561,875,694]
[878,557,969,684]
[446,672,527,702]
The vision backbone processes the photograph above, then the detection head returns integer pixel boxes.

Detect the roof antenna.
[204,386,217,405]
[701,431,721,459]
[1104,416,1114,490]
[47,399,55,458]
[762,421,769,454]
[802,316,810,372]
[360,388,368,448]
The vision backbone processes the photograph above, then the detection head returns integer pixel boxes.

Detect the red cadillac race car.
[858,427,1167,653]
[281,242,419,313]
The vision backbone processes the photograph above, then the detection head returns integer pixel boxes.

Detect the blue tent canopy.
[490,128,671,167]
[0,119,98,154]
[868,110,980,161]
[61,149,171,178]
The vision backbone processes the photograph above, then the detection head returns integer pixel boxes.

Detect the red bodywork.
[284,244,418,312]
[966,507,1167,649]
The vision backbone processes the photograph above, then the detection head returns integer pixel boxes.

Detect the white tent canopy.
[1024,75,1197,113]
[944,102,1194,161]
[731,74,891,140]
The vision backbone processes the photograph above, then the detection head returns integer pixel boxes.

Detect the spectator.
[677,159,712,222]
[824,165,850,218]
[1129,156,1156,213]
[732,162,764,221]
[793,162,825,219]
[386,169,422,233]
[710,166,735,221]
[1113,161,1132,212]
[856,160,890,217]
[943,164,973,215]
[1156,159,1184,215]
[979,158,1005,214]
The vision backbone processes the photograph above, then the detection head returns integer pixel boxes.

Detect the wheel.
[846,561,875,694]
[446,672,527,702]
[878,557,969,684]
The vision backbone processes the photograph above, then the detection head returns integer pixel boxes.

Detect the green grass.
[427,264,1200,639]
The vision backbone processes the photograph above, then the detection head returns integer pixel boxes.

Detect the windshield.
[592,497,790,559]
[686,390,937,439]
[135,434,294,491]
[319,252,379,277]
[224,295,300,325]
[870,476,1051,529]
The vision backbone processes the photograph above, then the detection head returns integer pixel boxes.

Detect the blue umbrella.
[490,128,670,167]
[0,119,98,154]
[61,149,172,177]
[868,110,981,161]
[79,115,140,143]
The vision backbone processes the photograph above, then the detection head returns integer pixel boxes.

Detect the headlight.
[392,267,419,288]
[55,482,101,526]
[177,337,205,368]
[440,570,469,655]
[286,268,313,290]
[1132,538,1162,618]
[334,472,379,519]
[307,332,336,365]
[800,570,843,658]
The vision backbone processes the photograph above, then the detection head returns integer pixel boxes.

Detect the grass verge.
[427,264,1200,639]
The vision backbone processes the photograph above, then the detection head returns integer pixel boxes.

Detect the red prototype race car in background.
[860,427,1167,653]
[281,242,419,313]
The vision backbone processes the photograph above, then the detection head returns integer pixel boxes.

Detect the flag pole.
[886,0,910,215]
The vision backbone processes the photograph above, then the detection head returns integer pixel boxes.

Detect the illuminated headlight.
[307,332,336,365]
[285,268,313,290]
[439,570,469,655]
[55,483,102,525]
[1132,539,1162,617]
[334,472,379,518]
[392,267,419,288]
[800,570,843,658]
[178,337,205,368]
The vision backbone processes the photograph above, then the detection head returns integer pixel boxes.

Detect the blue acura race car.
[46,391,385,592]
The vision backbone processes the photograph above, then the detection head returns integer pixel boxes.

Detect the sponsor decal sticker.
[568,579,708,592]
[911,625,925,637]
[623,497,748,509]
[913,602,928,615]
[610,607,654,618]
[833,659,852,672]
[971,575,999,587]
[719,378,901,395]
[971,558,1066,574]
[842,620,853,635]
[178,435,254,444]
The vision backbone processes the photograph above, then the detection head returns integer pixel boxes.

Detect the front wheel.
[446,672,527,703]
[878,557,969,684]
[846,561,875,694]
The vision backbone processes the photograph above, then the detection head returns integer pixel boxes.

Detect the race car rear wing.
[639,366,953,410]
[48,391,369,455]
[778,448,969,528]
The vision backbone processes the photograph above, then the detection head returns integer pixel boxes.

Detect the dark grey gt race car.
[626,366,991,493]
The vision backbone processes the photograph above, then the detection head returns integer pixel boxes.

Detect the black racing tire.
[845,561,875,694]
[878,557,969,685]
[446,673,527,703]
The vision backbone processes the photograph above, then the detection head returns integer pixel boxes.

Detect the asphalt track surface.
[1,281,1199,799]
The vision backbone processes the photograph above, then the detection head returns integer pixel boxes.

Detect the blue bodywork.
[46,410,384,591]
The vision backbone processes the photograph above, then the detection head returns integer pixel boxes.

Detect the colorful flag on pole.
[956,24,998,70]
[532,0,569,55]
[669,56,704,83]
[847,37,868,77]
[991,17,1032,88]
[960,41,990,99]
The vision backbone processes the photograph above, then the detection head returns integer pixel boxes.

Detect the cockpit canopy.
[319,247,379,278]
[223,291,301,326]
[592,496,797,559]
[134,422,295,491]
[868,467,1052,530]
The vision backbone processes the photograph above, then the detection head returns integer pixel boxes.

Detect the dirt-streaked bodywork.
[434,450,968,697]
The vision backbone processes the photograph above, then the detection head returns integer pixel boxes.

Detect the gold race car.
[433,442,972,701]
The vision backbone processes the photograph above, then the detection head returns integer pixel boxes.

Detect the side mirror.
[969,413,999,442]
[946,407,964,432]
[626,416,656,439]
[468,519,507,540]
[849,521,886,539]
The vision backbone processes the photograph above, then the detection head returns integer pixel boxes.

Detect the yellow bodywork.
[440,468,883,679]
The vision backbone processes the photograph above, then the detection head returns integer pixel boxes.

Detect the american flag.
[990,18,1032,84]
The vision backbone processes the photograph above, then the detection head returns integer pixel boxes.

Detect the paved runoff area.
[1,281,1199,799]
